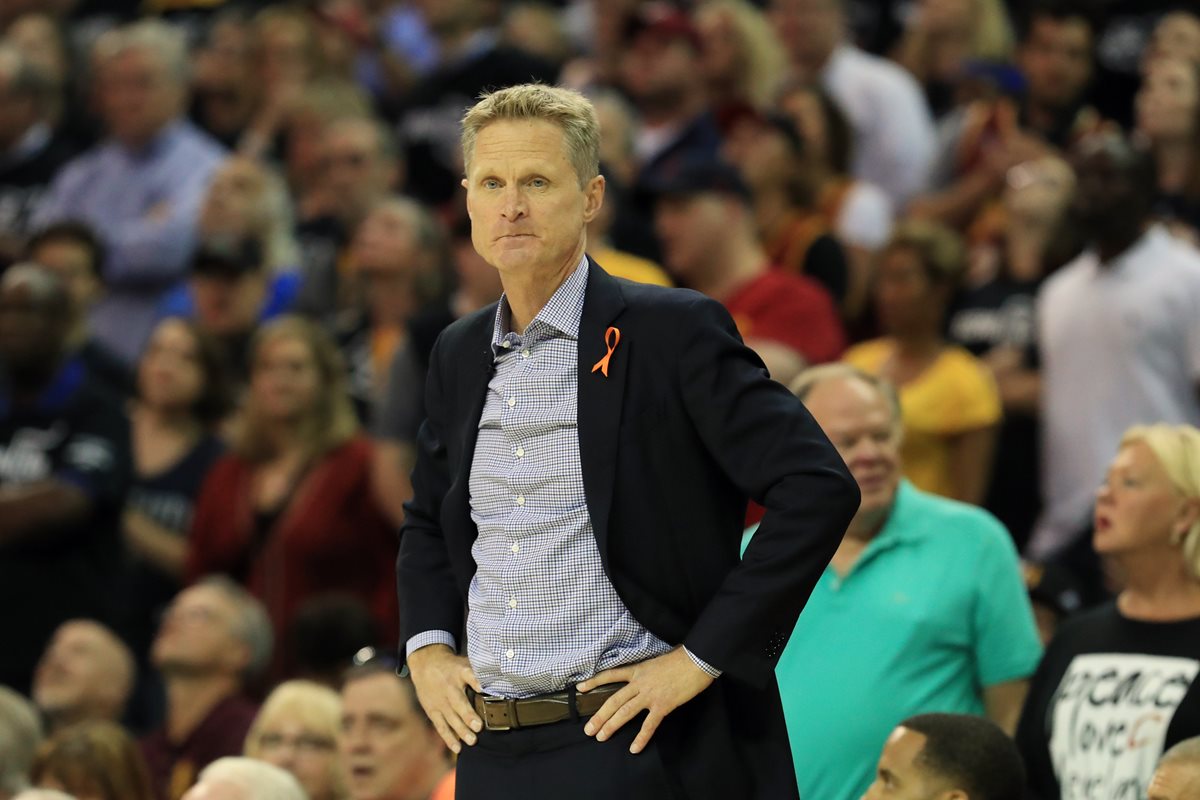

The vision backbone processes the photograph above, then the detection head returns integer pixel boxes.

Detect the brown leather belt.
[468,683,625,731]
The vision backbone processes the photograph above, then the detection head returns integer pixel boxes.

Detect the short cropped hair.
[197,576,274,681]
[196,757,306,800]
[0,687,43,795]
[27,221,108,281]
[790,363,902,428]
[900,713,1025,800]
[95,19,189,84]
[461,83,600,187]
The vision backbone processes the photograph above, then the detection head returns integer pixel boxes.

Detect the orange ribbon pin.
[591,326,621,377]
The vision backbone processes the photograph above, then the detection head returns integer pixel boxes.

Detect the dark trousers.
[456,713,687,799]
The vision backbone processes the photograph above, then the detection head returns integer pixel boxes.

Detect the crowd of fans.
[1,0,1200,797]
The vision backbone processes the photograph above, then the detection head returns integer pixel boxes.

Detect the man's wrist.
[406,630,457,659]
[682,646,722,679]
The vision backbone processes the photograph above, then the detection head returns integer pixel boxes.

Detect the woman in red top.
[187,315,397,678]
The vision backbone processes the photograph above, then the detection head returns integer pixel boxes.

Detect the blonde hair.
[696,0,789,108]
[884,219,968,286]
[32,721,153,800]
[1121,424,1200,581]
[461,83,600,187]
[232,315,359,462]
[245,681,346,798]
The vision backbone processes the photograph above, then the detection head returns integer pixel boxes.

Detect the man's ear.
[582,174,606,223]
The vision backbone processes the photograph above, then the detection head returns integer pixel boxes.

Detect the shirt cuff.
[406,631,457,658]
[683,646,722,679]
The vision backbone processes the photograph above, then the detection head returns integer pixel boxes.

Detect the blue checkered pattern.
[407,257,720,697]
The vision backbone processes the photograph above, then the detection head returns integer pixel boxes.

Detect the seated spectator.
[846,221,1001,504]
[31,621,135,735]
[1030,133,1200,589]
[244,681,346,800]
[755,364,1039,800]
[32,721,153,800]
[1151,737,1200,800]
[501,3,573,70]
[947,154,1077,545]
[0,46,75,265]
[0,265,131,695]
[1144,11,1200,71]
[281,79,371,224]
[189,12,257,150]
[31,20,226,365]
[197,156,302,276]
[694,0,787,112]
[722,107,851,308]
[121,318,230,712]
[891,0,1015,118]
[339,664,454,800]
[1017,424,1200,800]
[770,0,936,206]
[0,687,42,800]
[26,222,132,397]
[180,757,305,800]
[187,316,398,679]
[141,578,269,800]
[1015,1,1102,148]
[160,238,300,391]
[1137,57,1200,243]
[654,159,846,382]
[863,713,1025,800]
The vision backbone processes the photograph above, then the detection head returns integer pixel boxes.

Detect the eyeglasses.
[257,732,337,755]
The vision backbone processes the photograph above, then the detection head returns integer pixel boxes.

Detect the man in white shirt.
[1032,132,1200,588]
[769,0,936,207]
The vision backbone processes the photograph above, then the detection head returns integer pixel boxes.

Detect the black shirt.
[0,358,131,693]
[0,128,77,251]
[1016,603,1200,800]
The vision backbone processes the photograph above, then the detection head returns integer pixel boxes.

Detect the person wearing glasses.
[245,681,347,800]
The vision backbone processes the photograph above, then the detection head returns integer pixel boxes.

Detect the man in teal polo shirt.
[743,364,1041,800]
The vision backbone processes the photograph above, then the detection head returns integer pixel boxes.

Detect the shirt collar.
[1085,225,1168,279]
[114,118,186,160]
[490,254,589,355]
[858,480,926,560]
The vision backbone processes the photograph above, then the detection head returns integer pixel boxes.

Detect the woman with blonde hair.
[694,0,788,110]
[245,681,347,800]
[32,721,153,800]
[187,315,397,680]
[1017,424,1200,800]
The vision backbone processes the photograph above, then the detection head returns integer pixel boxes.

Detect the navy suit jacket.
[398,259,860,798]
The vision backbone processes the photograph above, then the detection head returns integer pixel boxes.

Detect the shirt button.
[509,596,518,608]
[521,349,530,359]
[501,340,511,349]
[515,447,525,458]
[510,543,520,554]
[506,649,515,660]
[507,396,516,408]
[516,495,525,506]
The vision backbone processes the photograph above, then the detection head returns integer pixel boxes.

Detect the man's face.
[0,278,64,369]
[464,118,603,279]
[769,0,842,66]
[30,240,101,314]
[1145,13,1200,69]
[862,727,945,800]
[339,673,446,800]
[1019,17,1093,110]
[151,586,248,678]
[655,193,730,282]
[1069,139,1145,235]
[323,123,396,226]
[352,205,422,325]
[191,273,264,337]
[618,33,700,110]
[201,158,266,239]
[1148,761,1200,800]
[99,48,182,148]
[803,376,902,521]
[32,621,125,721]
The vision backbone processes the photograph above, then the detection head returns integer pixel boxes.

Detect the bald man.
[32,620,135,733]
[1149,738,1200,800]
[0,265,131,693]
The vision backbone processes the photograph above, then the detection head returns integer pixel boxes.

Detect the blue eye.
[530,178,547,188]
[483,179,500,189]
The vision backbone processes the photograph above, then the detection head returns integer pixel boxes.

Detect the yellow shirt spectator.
[590,246,673,287]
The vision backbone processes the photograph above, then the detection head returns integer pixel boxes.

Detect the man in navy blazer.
[397,84,860,799]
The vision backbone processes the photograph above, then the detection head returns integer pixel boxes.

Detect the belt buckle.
[481,695,518,731]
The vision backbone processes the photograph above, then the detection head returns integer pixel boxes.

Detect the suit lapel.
[446,308,497,545]
[577,260,627,563]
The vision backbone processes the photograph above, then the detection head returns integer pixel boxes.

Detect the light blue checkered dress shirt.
[406,257,719,698]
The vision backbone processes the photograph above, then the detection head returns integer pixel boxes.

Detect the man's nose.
[501,186,527,220]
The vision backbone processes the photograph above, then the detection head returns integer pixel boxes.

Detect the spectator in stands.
[1030,132,1200,591]
[339,664,454,800]
[1151,738,1200,800]
[0,265,131,695]
[31,621,135,735]
[26,222,132,397]
[1137,57,1200,242]
[654,159,846,384]
[1144,11,1200,71]
[141,578,269,800]
[190,11,257,150]
[186,316,398,679]
[769,0,936,206]
[244,681,346,800]
[845,221,1001,504]
[1017,424,1200,800]
[694,0,788,112]
[198,156,301,276]
[947,154,1077,547]
[862,713,1025,800]
[0,46,75,263]
[282,80,371,224]
[1015,2,1102,149]
[0,688,42,800]
[759,364,1039,800]
[32,721,154,800]
[891,0,1015,118]
[32,20,226,365]
[181,758,305,800]
[500,4,573,70]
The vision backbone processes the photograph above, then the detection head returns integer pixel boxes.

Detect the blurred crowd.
[1,0,1200,797]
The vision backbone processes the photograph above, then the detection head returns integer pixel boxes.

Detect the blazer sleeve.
[396,334,466,656]
[675,295,861,687]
